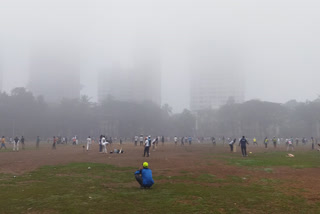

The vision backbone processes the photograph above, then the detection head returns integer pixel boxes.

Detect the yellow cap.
[143,162,148,168]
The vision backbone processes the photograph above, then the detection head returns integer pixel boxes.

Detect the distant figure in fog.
[286,139,294,151]
[0,136,7,150]
[212,137,216,146]
[229,138,236,152]
[86,136,92,151]
[144,137,150,157]
[272,137,277,148]
[21,136,25,150]
[13,136,19,151]
[36,136,40,148]
[239,136,249,157]
[52,136,57,149]
[253,137,257,145]
[188,136,192,145]
[264,137,269,148]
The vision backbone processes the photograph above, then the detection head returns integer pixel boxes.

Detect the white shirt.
[145,139,150,147]
[174,137,178,142]
[87,138,91,144]
[139,136,143,142]
[135,136,138,141]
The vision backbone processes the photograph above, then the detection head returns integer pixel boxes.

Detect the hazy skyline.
[1,0,320,112]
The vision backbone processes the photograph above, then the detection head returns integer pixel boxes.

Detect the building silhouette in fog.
[98,62,161,106]
[190,45,244,111]
[28,52,80,103]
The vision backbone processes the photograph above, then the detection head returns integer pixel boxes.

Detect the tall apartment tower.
[98,62,161,106]
[28,52,80,102]
[190,46,244,111]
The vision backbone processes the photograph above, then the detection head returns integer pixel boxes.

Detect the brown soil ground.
[0,142,319,201]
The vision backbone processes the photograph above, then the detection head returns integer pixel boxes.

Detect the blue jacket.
[135,168,154,187]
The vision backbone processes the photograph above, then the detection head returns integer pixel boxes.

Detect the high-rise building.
[190,46,244,111]
[98,62,161,106]
[28,52,80,103]
[98,66,133,103]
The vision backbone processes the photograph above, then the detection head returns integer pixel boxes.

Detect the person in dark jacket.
[134,162,154,189]
[239,136,249,157]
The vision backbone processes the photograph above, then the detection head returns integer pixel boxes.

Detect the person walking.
[143,137,150,157]
[239,136,249,157]
[134,162,154,189]
[13,136,19,151]
[139,135,144,146]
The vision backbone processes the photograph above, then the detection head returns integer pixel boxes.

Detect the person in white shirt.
[139,135,144,146]
[229,138,236,152]
[144,137,150,157]
[287,139,294,151]
[102,136,109,153]
[134,136,138,146]
[86,136,92,151]
[174,136,178,145]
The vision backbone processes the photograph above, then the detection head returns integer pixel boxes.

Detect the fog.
[1,0,320,112]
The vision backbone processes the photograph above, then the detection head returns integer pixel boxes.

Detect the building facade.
[98,63,161,106]
[28,54,80,103]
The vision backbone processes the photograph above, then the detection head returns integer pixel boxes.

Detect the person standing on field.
[13,136,19,151]
[52,136,57,150]
[134,136,138,146]
[264,137,269,148]
[239,136,249,157]
[0,136,7,150]
[139,135,144,146]
[174,136,178,145]
[144,137,150,157]
[212,137,216,146]
[86,136,92,151]
[253,137,257,145]
[287,139,294,151]
[21,136,25,150]
[36,136,40,149]
[272,137,277,148]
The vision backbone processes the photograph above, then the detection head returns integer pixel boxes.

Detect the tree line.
[0,87,319,140]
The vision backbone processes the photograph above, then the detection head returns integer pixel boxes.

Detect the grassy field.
[1,148,320,214]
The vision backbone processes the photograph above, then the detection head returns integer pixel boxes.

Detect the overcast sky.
[1,0,320,112]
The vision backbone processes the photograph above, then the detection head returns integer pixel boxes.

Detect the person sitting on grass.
[134,162,154,189]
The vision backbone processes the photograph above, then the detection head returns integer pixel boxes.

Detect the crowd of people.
[1,134,319,156]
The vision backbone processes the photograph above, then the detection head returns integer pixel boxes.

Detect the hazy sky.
[1,0,320,112]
